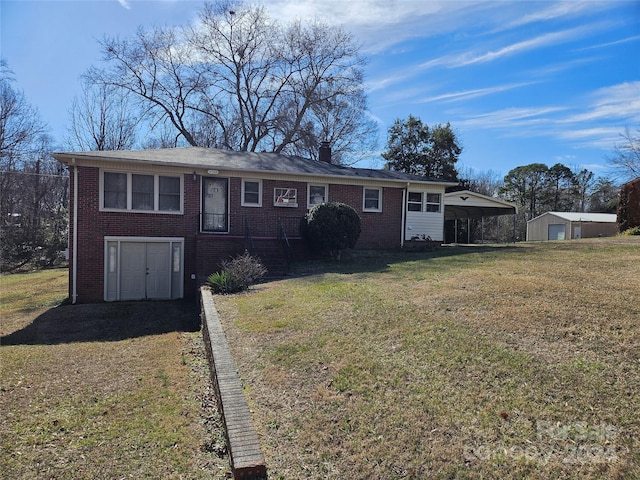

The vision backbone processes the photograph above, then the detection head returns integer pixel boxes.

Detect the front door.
[202,177,229,232]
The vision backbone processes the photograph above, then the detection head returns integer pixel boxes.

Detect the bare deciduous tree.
[87,25,207,148]
[67,81,140,151]
[1,61,68,270]
[606,127,640,181]
[84,1,376,163]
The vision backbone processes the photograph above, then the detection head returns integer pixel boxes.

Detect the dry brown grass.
[215,238,640,479]
[0,269,230,479]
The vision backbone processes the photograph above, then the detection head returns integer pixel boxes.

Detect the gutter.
[72,162,78,304]
[401,184,408,247]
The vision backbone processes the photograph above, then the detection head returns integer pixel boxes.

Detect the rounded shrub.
[300,202,361,257]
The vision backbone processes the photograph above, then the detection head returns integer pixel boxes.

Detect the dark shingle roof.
[53,147,456,185]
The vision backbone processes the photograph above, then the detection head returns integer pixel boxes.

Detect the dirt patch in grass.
[0,270,230,479]
[215,237,640,479]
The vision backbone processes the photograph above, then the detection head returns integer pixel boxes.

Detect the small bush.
[622,225,640,236]
[207,251,267,294]
[300,202,361,258]
[206,271,239,294]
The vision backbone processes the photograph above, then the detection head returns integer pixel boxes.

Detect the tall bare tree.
[1,61,68,270]
[606,127,640,181]
[84,0,376,163]
[67,80,140,151]
[458,167,503,197]
[87,25,207,148]
[0,61,46,167]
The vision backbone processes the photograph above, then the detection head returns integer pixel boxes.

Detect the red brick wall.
[618,178,640,232]
[73,166,202,302]
[71,166,405,302]
[230,178,308,237]
[329,184,404,248]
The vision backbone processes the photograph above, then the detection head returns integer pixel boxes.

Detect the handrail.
[277,217,292,269]
[244,215,254,253]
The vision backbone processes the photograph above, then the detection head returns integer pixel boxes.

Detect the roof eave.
[52,152,457,186]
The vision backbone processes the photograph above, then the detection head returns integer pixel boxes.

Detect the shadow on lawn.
[1,300,200,346]
[292,243,526,276]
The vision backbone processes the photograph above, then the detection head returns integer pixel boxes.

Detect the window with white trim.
[426,193,441,212]
[407,192,423,212]
[363,187,382,212]
[308,184,327,208]
[101,171,183,213]
[159,176,181,211]
[132,174,154,210]
[242,179,262,207]
[274,188,298,207]
[104,172,127,209]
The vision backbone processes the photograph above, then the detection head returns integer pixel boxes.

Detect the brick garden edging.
[200,287,267,479]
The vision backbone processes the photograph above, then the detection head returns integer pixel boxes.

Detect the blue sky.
[2,0,639,177]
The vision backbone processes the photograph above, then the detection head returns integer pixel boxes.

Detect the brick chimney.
[319,141,331,163]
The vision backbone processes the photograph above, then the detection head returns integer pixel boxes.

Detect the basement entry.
[104,237,184,301]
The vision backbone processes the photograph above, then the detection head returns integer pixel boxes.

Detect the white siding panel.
[406,211,444,241]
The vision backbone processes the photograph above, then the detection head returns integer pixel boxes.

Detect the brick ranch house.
[53,146,456,303]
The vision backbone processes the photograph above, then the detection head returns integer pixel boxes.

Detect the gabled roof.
[52,147,457,186]
[529,212,617,223]
[444,189,517,219]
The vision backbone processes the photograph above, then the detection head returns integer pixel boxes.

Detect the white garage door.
[105,237,183,301]
[548,224,566,240]
[121,242,171,300]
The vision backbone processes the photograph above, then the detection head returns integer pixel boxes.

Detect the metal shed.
[526,212,618,241]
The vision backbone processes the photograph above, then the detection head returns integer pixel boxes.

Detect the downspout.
[401,185,408,247]
[72,162,78,304]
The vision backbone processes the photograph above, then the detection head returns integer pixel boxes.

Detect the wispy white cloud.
[502,1,611,30]
[556,127,627,149]
[559,82,640,124]
[576,34,640,51]
[456,82,639,150]
[426,24,602,69]
[524,57,600,78]
[458,106,568,129]
[418,82,536,104]
[117,0,131,10]
[262,1,615,55]
[263,1,494,53]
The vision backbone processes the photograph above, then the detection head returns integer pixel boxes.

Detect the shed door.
[573,226,581,239]
[120,242,171,300]
[548,224,566,240]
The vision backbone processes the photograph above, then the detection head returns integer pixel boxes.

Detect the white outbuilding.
[526,212,618,241]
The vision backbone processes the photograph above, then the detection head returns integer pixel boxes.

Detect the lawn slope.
[215,238,640,480]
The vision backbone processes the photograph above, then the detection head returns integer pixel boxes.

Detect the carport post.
[454,218,458,243]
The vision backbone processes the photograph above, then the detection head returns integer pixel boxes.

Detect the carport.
[444,190,517,243]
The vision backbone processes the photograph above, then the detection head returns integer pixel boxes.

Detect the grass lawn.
[214,237,640,479]
[0,269,230,479]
